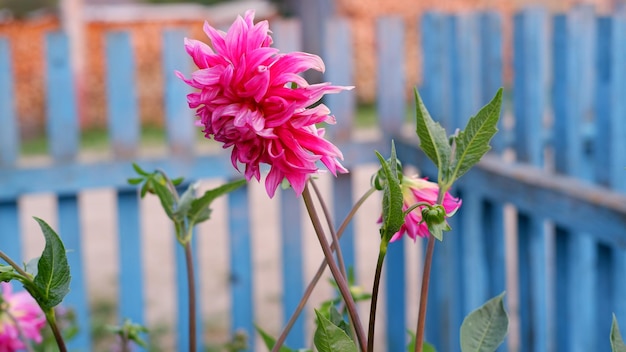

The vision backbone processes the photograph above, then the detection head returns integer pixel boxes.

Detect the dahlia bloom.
[0,282,46,352]
[388,176,462,242]
[177,10,351,198]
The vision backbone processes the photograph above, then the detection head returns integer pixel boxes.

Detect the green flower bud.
[421,204,447,226]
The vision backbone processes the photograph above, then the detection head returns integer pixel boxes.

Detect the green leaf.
[187,179,246,225]
[151,179,175,219]
[127,177,144,185]
[255,325,297,352]
[414,89,451,183]
[314,310,357,352]
[132,162,148,176]
[173,182,197,221]
[406,330,437,352]
[460,292,508,352]
[0,265,18,282]
[450,88,503,182]
[612,314,626,352]
[32,217,71,310]
[375,143,405,243]
[428,221,450,241]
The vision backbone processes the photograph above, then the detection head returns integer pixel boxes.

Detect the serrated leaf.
[612,314,626,352]
[428,221,449,241]
[450,88,502,182]
[414,89,451,182]
[32,217,71,310]
[314,310,357,352]
[375,144,404,243]
[187,179,246,226]
[255,325,296,352]
[460,292,508,352]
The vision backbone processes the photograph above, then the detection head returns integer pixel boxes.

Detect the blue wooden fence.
[1,5,626,352]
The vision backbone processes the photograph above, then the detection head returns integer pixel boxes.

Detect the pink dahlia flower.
[0,282,46,352]
[387,176,462,242]
[177,10,351,198]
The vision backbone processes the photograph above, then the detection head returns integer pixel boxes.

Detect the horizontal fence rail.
[1,6,626,352]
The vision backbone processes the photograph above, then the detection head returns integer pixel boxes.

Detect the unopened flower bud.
[421,204,447,226]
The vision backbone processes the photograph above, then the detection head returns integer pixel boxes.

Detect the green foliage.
[414,89,451,185]
[414,88,502,192]
[612,314,626,352]
[313,309,357,352]
[375,142,405,244]
[449,89,503,182]
[406,330,436,352]
[460,292,508,352]
[128,163,245,244]
[31,217,71,311]
[107,318,149,349]
[256,325,303,352]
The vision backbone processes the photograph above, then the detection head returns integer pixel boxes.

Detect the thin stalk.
[272,187,376,352]
[367,243,387,352]
[45,309,68,352]
[184,242,197,352]
[414,191,445,352]
[302,184,367,352]
[0,250,30,278]
[309,179,348,280]
[120,331,131,352]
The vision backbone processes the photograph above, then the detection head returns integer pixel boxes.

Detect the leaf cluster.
[128,163,245,244]
[415,88,503,193]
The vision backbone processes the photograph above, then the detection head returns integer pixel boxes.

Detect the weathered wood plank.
[57,195,91,349]
[377,17,405,136]
[228,184,254,350]
[117,190,145,335]
[323,18,355,142]
[421,12,452,128]
[45,32,79,162]
[0,201,22,263]
[163,29,195,156]
[278,187,305,347]
[106,31,139,157]
[0,37,19,166]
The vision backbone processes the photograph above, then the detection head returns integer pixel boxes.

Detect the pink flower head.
[0,282,46,352]
[386,176,462,242]
[177,10,352,198]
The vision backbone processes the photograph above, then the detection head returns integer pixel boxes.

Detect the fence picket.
[228,185,254,350]
[278,188,305,347]
[45,31,91,349]
[46,32,79,162]
[553,7,598,352]
[57,195,91,350]
[376,16,408,351]
[0,38,18,166]
[106,31,139,156]
[270,21,307,347]
[163,29,195,156]
[377,16,406,136]
[513,8,550,352]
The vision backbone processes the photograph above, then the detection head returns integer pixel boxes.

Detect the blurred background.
[0,0,622,143]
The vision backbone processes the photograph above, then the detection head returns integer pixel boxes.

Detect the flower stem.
[302,184,367,352]
[309,179,348,280]
[367,242,387,352]
[184,241,197,352]
[45,309,68,352]
[414,191,445,352]
[0,250,31,278]
[272,187,375,352]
